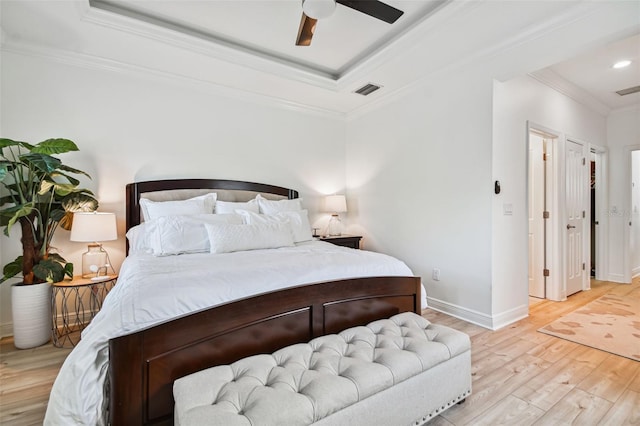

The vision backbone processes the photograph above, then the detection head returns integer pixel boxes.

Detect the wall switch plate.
[432,268,440,281]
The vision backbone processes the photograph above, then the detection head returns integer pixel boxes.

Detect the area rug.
[538,288,640,361]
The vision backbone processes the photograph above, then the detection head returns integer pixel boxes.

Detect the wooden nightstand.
[318,235,362,249]
[51,274,118,348]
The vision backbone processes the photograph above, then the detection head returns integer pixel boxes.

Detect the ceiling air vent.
[616,85,640,96]
[354,83,381,96]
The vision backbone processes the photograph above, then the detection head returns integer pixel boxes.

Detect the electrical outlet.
[432,268,441,281]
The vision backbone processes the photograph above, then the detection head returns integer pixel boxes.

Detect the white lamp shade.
[70,212,117,242]
[325,195,347,213]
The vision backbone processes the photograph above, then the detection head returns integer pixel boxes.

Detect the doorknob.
[567,224,576,229]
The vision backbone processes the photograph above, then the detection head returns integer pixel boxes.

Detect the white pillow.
[215,198,259,214]
[140,193,217,221]
[256,194,303,215]
[205,222,294,254]
[237,210,312,243]
[146,214,243,256]
[125,223,153,254]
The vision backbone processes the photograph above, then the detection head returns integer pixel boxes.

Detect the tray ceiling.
[89,0,449,80]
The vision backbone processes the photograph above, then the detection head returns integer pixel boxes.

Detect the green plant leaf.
[39,180,55,195]
[31,139,79,155]
[20,153,62,174]
[59,193,99,230]
[0,138,33,150]
[33,258,65,283]
[4,203,34,236]
[50,171,80,186]
[59,164,91,179]
[0,161,11,181]
[64,262,73,279]
[47,253,67,264]
[50,209,66,223]
[0,195,15,207]
[1,256,23,283]
[39,181,77,197]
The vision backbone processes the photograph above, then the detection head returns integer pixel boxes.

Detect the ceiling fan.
[296,0,404,46]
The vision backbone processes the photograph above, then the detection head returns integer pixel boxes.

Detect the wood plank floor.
[0,278,638,425]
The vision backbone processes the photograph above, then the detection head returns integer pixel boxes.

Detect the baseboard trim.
[607,273,628,283]
[426,297,528,330]
[491,304,529,330]
[426,297,493,329]
[0,322,13,339]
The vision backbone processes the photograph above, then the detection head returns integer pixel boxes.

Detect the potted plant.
[0,138,98,348]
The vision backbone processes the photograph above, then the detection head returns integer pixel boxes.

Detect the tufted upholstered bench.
[173,312,471,426]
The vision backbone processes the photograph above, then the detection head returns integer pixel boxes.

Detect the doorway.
[631,149,640,278]
[528,127,558,300]
[565,138,587,297]
[528,124,591,301]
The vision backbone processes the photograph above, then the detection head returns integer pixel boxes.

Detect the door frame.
[590,144,608,281]
[624,145,640,283]
[527,122,564,301]
[565,136,590,294]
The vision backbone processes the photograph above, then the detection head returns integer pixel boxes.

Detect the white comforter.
[44,241,423,425]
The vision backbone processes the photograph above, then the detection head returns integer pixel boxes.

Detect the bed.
[44,179,423,426]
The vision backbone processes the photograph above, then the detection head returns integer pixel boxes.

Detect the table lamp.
[70,212,117,279]
[324,195,347,236]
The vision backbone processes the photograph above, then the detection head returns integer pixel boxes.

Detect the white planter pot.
[11,282,52,349]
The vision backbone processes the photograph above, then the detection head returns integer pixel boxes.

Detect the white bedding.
[44,240,424,425]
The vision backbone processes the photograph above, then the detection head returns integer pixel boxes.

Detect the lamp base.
[326,214,342,236]
[81,244,108,278]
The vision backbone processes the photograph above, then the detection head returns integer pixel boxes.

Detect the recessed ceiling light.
[613,60,632,69]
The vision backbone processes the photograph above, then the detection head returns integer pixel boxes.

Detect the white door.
[565,139,586,296]
[528,133,545,298]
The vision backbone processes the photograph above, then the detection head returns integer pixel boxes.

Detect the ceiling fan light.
[302,0,336,19]
[612,60,632,69]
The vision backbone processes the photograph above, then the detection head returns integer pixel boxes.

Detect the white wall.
[347,68,495,326]
[492,75,607,316]
[607,107,640,283]
[0,51,346,336]
[346,69,611,329]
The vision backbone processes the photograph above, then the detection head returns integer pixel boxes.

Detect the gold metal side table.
[51,274,118,348]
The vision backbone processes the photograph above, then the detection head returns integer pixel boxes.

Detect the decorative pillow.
[146,214,243,256]
[140,193,217,221]
[256,194,303,215]
[205,222,295,254]
[237,210,312,243]
[215,198,259,214]
[125,223,153,254]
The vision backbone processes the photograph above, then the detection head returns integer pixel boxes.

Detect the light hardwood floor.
[1,278,638,425]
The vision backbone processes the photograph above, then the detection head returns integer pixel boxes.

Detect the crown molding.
[346,1,612,121]
[529,68,611,117]
[1,40,346,121]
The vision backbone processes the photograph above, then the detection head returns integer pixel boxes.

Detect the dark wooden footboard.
[109,276,420,425]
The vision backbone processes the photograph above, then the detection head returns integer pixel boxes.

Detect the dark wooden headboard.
[125,178,299,231]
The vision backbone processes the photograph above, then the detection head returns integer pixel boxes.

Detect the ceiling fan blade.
[296,13,317,46]
[336,0,403,24]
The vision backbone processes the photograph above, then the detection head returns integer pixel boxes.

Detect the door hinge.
[582,157,586,166]
[543,269,550,277]
[582,263,586,271]
[582,210,586,218]
[543,153,547,161]
[543,211,550,219]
